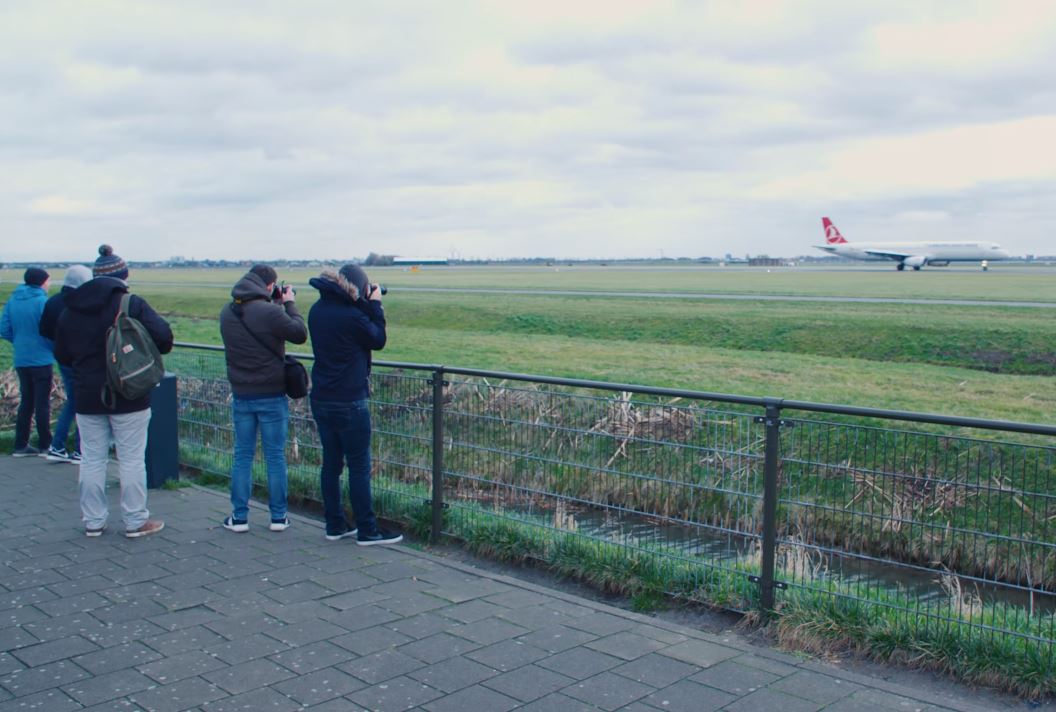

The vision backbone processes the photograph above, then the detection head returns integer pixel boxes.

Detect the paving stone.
[147,605,223,632]
[0,687,82,712]
[20,608,101,642]
[340,649,426,684]
[308,570,381,593]
[657,638,739,668]
[60,668,154,706]
[103,565,171,587]
[513,624,598,653]
[642,677,739,711]
[347,674,443,711]
[261,618,338,646]
[269,640,353,674]
[206,633,290,665]
[612,652,702,688]
[202,613,273,640]
[437,599,508,624]
[407,654,499,693]
[199,686,302,712]
[12,635,99,667]
[0,604,47,628]
[423,683,520,712]
[71,642,163,676]
[630,623,688,645]
[35,591,112,617]
[0,659,90,696]
[330,625,413,655]
[3,569,68,592]
[497,604,578,629]
[584,630,668,661]
[563,611,639,636]
[318,588,392,610]
[0,654,23,677]
[262,580,334,605]
[398,632,482,664]
[722,687,826,712]
[730,651,800,677]
[841,687,951,711]
[465,639,551,673]
[359,561,428,583]
[143,625,228,656]
[689,658,781,694]
[449,617,528,645]
[481,664,576,702]
[128,676,227,712]
[137,649,228,683]
[272,666,367,705]
[92,598,169,624]
[561,670,655,710]
[770,670,861,705]
[536,646,623,680]
[262,600,336,625]
[382,612,454,639]
[202,657,295,694]
[484,589,551,608]
[84,620,167,648]
[0,627,40,653]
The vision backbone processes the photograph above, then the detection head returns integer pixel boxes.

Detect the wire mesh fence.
[161,344,1056,661]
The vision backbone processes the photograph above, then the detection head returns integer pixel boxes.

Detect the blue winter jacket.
[307,272,386,403]
[0,284,53,367]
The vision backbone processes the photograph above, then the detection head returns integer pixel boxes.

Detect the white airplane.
[813,217,1010,271]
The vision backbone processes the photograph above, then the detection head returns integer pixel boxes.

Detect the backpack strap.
[101,292,134,410]
[230,302,285,365]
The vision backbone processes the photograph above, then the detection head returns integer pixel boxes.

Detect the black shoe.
[356,527,403,546]
[325,526,357,541]
[12,445,40,458]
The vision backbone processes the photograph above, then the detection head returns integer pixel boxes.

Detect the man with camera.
[219,264,307,533]
[307,265,401,545]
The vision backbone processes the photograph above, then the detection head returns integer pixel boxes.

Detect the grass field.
[3,265,1053,421]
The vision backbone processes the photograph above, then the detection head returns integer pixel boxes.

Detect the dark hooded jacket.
[39,286,74,343]
[308,268,386,403]
[218,272,307,397]
[54,277,174,414]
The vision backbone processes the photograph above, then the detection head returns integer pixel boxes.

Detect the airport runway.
[393,286,1056,308]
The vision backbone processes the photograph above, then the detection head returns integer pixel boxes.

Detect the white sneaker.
[222,516,249,533]
[269,517,291,532]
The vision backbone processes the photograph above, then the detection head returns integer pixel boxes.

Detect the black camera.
[271,281,292,301]
[367,284,388,297]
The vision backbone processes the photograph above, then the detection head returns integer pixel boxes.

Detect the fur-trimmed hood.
[309,267,360,303]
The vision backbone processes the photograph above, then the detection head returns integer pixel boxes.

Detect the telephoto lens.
[378,285,388,295]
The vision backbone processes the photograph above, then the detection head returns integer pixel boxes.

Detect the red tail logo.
[822,217,847,244]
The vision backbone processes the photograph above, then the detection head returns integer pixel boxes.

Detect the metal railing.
[168,342,1056,661]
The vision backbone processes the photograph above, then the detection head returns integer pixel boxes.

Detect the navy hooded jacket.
[54,277,173,414]
[307,269,386,403]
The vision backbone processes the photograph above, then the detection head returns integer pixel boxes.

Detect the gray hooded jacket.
[218,272,308,397]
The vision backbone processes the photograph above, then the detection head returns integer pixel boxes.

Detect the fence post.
[430,367,445,543]
[757,398,783,614]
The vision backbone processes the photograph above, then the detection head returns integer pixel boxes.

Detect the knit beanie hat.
[339,264,370,296]
[93,244,128,280]
[63,264,93,289]
[23,267,49,287]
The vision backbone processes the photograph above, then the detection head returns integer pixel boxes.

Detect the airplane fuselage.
[813,219,1010,270]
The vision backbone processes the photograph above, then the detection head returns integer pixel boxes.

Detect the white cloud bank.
[1,0,1054,260]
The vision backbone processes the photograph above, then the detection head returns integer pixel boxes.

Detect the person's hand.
[367,284,382,302]
[281,285,295,304]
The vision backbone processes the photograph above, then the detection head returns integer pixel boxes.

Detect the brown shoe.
[125,520,165,539]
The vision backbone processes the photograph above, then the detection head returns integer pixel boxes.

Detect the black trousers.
[15,365,53,450]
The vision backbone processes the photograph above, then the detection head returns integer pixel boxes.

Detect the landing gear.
[912,265,921,271]
[896,263,905,271]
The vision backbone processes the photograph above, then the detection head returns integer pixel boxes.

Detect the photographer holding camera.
[218,264,307,533]
[307,265,400,545]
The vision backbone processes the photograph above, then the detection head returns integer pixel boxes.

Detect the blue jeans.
[15,365,52,450]
[53,365,80,453]
[230,396,289,522]
[311,398,377,536]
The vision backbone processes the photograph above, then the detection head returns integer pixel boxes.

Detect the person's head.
[63,264,92,289]
[249,264,278,289]
[23,267,49,290]
[338,264,370,298]
[93,244,128,281]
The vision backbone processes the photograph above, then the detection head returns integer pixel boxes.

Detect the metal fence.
[167,342,1056,662]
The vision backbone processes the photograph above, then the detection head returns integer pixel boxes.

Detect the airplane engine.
[903,255,927,270]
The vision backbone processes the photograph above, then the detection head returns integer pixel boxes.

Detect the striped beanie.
[93,244,128,280]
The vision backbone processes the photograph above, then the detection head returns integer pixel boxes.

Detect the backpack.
[101,293,165,408]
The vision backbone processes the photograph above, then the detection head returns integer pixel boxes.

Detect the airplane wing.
[863,249,913,261]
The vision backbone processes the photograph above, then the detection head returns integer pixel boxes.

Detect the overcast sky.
[2,0,1054,261]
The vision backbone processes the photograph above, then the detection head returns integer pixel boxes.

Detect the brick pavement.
[0,456,1023,711]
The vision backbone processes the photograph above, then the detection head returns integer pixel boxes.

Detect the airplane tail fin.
[822,217,847,244]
